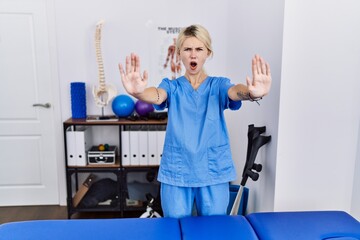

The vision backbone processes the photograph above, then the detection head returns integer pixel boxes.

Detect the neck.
[185,71,206,84]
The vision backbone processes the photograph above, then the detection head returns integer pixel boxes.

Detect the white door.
[0,0,59,205]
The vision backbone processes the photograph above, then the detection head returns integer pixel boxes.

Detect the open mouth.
[190,61,197,70]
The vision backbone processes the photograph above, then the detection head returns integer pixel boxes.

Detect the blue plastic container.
[227,184,249,216]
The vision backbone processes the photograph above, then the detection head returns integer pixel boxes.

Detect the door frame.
[46,0,66,205]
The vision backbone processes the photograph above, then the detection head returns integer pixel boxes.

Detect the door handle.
[32,103,51,108]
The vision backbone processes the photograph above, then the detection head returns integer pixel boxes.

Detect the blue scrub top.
[154,76,242,187]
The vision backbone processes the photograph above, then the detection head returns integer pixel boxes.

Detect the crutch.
[230,124,271,215]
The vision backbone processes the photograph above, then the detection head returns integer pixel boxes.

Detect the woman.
[119,24,271,218]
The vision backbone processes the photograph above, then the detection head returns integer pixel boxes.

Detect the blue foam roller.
[70,82,86,119]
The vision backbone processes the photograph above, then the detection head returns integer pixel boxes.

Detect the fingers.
[124,53,143,74]
[254,54,265,75]
[260,57,266,74]
[119,63,129,87]
[251,56,257,77]
[266,62,271,77]
[125,55,131,74]
[118,63,125,77]
[143,70,148,82]
[255,55,262,75]
[120,53,148,84]
[253,54,270,76]
[135,54,141,73]
[131,53,136,72]
[246,76,252,86]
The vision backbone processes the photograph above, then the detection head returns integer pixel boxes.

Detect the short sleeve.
[228,99,242,110]
[220,78,242,111]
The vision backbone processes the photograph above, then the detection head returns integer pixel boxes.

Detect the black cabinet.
[63,118,166,219]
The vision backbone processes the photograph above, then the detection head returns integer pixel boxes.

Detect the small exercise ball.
[112,94,135,117]
[135,100,154,116]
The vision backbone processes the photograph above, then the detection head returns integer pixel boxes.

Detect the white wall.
[275,0,360,217]
[352,123,360,219]
[54,0,229,119]
[226,0,284,213]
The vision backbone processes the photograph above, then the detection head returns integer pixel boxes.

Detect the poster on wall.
[149,25,184,87]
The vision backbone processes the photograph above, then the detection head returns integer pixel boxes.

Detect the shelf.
[63,117,164,219]
[123,205,162,212]
[74,205,121,212]
[67,159,121,169]
[64,117,167,126]
[122,165,160,169]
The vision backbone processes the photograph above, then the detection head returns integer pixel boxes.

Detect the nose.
[190,50,196,58]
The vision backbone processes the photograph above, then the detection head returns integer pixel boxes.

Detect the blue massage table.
[0,211,359,240]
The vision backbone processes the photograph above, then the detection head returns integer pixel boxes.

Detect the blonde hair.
[176,24,213,57]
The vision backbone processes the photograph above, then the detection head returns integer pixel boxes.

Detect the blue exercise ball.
[112,94,135,117]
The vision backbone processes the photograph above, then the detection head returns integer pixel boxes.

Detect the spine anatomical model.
[92,20,117,108]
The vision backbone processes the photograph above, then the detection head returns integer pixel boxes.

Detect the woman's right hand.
[119,53,148,97]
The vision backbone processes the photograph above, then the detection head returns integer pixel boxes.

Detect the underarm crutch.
[230,124,271,215]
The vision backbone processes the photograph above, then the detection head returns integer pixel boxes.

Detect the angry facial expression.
[178,37,210,75]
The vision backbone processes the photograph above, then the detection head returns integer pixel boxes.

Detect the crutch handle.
[246,170,259,181]
[252,163,262,172]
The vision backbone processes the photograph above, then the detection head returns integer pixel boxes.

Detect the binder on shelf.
[156,127,166,165]
[130,130,140,166]
[121,128,130,166]
[138,128,148,166]
[66,126,92,166]
[75,126,92,166]
[148,130,157,165]
[66,126,77,166]
[121,124,166,167]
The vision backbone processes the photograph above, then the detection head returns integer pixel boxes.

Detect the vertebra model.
[92,20,117,108]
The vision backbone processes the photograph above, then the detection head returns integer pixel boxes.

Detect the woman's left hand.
[246,55,272,98]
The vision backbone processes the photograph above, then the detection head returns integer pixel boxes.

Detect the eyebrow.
[183,46,204,49]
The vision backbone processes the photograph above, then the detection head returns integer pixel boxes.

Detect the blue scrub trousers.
[160,182,230,218]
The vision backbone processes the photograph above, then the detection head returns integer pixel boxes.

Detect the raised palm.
[246,55,272,98]
[119,53,148,96]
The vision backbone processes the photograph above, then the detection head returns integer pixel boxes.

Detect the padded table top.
[180,215,259,240]
[246,211,360,240]
[0,217,181,240]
